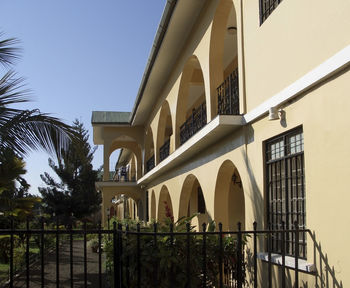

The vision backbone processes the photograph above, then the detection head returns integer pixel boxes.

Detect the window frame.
[265,126,306,259]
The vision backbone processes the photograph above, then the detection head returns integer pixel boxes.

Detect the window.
[265,127,306,258]
[260,0,284,24]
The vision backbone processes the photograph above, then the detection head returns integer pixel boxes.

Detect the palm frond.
[0,109,74,158]
[0,33,20,67]
[0,71,29,107]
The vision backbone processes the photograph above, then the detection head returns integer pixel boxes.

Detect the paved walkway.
[9,240,107,288]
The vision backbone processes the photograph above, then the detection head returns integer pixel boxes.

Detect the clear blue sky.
[1,1,165,195]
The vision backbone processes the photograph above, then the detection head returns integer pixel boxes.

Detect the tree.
[39,120,101,220]
[0,32,74,160]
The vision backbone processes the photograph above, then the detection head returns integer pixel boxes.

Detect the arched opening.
[113,148,138,182]
[210,0,240,118]
[214,160,245,230]
[156,101,173,164]
[157,186,174,223]
[145,126,155,173]
[175,55,207,148]
[150,190,156,220]
[179,174,209,229]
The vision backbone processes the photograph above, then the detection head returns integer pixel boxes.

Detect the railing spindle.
[202,223,207,288]
[294,221,299,288]
[268,222,272,288]
[253,221,258,288]
[69,220,73,288]
[186,222,191,288]
[237,222,243,288]
[10,217,14,288]
[118,223,123,287]
[137,223,141,288]
[26,218,30,288]
[56,215,60,288]
[219,223,223,288]
[40,218,45,288]
[84,221,87,288]
[281,221,286,288]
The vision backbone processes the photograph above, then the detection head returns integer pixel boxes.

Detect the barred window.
[260,0,284,24]
[265,127,306,258]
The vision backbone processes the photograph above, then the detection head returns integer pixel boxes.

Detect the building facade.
[92,0,350,286]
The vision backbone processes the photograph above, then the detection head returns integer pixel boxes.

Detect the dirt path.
[9,240,107,288]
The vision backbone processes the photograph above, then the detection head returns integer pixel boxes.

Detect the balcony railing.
[146,154,155,173]
[114,166,135,182]
[159,138,170,162]
[217,68,239,116]
[180,102,207,145]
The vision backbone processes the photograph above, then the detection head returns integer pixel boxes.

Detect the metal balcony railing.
[146,154,155,173]
[159,138,170,162]
[179,101,207,145]
[217,68,239,116]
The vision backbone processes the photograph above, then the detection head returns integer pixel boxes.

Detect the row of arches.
[145,0,241,169]
[150,159,245,231]
[105,0,241,180]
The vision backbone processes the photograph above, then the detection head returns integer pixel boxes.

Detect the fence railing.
[217,68,239,116]
[179,102,207,145]
[0,219,343,288]
[146,154,155,173]
[159,138,170,162]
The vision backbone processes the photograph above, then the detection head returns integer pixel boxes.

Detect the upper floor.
[92,0,350,184]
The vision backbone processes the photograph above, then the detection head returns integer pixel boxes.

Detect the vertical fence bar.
[237,222,243,288]
[219,223,223,288]
[169,223,174,288]
[202,223,207,288]
[118,223,123,288]
[186,222,191,288]
[137,223,141,288]
[84,221,87,288]
[9,217,14,288]
[98,221,102,288]
[69,220,73,288]
[26,218,30,288]
[294,221,299,288]
[268,222,272,288]
[326,255,329,288]
[113,222,118,288]
[56,215,60,288]
[281,221,286,288]
[253,222,258,288]
[153,223,158,288]
[40,218,45,288]
[126,224,130,288]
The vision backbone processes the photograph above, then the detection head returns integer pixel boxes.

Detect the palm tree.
[0,32,74,159]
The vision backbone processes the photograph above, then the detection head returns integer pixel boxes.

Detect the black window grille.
[265,127,306,258]
[260,0,284,24]
[197,187,206,214]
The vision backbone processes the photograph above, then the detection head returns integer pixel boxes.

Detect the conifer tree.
[39,120,101,220]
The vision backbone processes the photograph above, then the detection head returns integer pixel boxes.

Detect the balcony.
[159,138,170,162]
[217,68,239,116]
[180,102,207,145]
[146,154,155,172]
[114,166,135,182]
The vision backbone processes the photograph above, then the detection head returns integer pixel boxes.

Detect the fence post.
[69,218,73,288]
[237,222,243,288]
[137,223,141,288]
[40,218,45,288]
[153,222,158,287]
[186,222,191,288]
[294,221,299,288]
[98,221,102,288]
[253,221,257,288]
[118,223,123,288]
[113,222,119,288]
[281,221,286,288]
[268,222,272,288]
[83,221,87,288]
[56,215,60,288]
[26,217,30,288]
[125,224,130,288]
[9,217,14,288]
[219,223,223,288]
[169,223,174,288]
[202,223,207,288]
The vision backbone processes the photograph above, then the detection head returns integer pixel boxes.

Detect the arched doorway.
[145,126,155,173]
[214,160,245,230]
[175,55,207,148]
[210,0,240,118]
[156,101,173,164]
[158,186,174,223]
[179,174,209,229]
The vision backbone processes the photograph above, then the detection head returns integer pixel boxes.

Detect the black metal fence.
[179,102,207,146]
[0,219,343,288]
[217,69,239,116]
[146,155,155,173]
